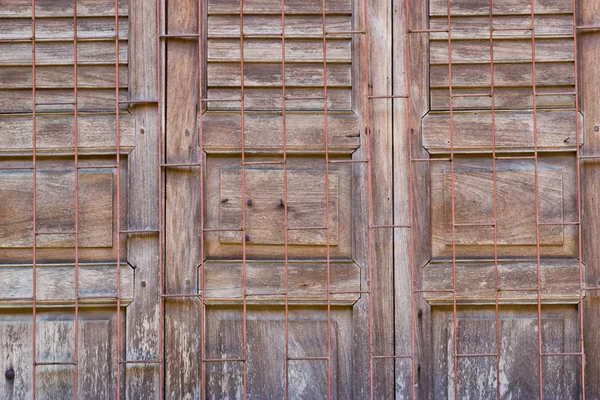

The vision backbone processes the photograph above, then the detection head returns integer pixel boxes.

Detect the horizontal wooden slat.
[207,0,351,15]
[208,38,351,63]
[0,41,128,66]
[430,38,574,64]
[430,62,574,88]
[0,17,128,40]
[0,89,128,113]
[0,65,128,89]
[422,109,583,153]
[208,63,351,87]
[423,259,581,304]
[203,261,360,305]
[202,112,360,152]
[431,87,575,110]
[0,0,129,18]
[429,15,573,40]
[208,15,351,36]
[0,113,135,155]
[0,263,133,307]
[207,88,352,111]
[430,0,572,16]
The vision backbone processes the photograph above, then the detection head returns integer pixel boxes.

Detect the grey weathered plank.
[0,65,128,89]
[164,0,202,398]
[429,0,572,16]
[125,0,161,397]
[0,41,128,66]
[207,0,352,15]
[208,14,351,36]
[0,0,129,18]
[0,17,128,40]
[0,89,128,114]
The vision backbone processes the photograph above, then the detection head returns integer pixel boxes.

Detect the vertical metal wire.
[73,0,80,397]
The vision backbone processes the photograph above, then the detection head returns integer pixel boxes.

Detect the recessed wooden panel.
[431,155,577,259]
[432,306,580,399]
[422,110,583,153]
[0,168,114,249]
[0,309,122,399]
[219,168,339,246]
[206,156,352,260]
[205,306,352,399]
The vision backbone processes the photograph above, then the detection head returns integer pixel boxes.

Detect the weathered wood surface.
[422,110,583,153]
[0,263,134,307]
[207,0,352,14]
[0,0,129,18]
[432,306,580,398]
[203,262,360,304]
[429,0,572,16]
[423,259,581,304]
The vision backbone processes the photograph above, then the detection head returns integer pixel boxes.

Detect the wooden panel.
[0,309,122,399]
[219,168,339,246]
[0,168,114,248]
[202,112,360,152]
[206,156,352,260]
[429,0,572,16]
[0,263,134,307]
[205,306,353,399]
[431,155,577,259]
[423,259,581,304]
[0,89,129,114]
[203,261,360,305]
[0,17,129,40]
[207,0,352,14]
[208,15,351,36]
[0,41,128,66]
[422,110,583,153]
[0,0,129,18]
[432,306,580,398]
[0,113,135,155]
[0,65,128,89]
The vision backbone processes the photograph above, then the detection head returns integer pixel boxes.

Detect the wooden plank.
[423,260,581,304]
[207,88,352,111]
[430,62,575,88]
[207,38,351,63]
[164,0,202,398]
[0,263,133,307]
[207,62,351,87]
[430,86,576,110]
[0,113,135,155]
[0,65,128,89]
[430,38,574,64]
[429,14,573,40]
[202,112,360,152]
[429,0,572,16]
[581,1,600,396]
[422,110,583,153]
[0,17,128,40]
[207,0,352,15]
[125,0,161,396]
[208,15,351,36]
[0,0,129,18]
[0,89,128,113]
[0,41,128,66]
[203,262,360,304]
[432,306,579,398]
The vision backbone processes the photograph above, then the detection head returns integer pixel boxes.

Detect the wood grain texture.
[0,0,129,18]
[204,306,353,399]
[203,261,360,305]
[429,0,572,16]
[164,0,202,398]
[0,263,134,307]
[0,309,122,399]
[581,0,600,397]
[432,306,580,398]
[431,155,578,259]
[207,0,352,14]
[0,17,128,40]
[125,0,161,396]
[423,259,581,304]
[422,110,583,153]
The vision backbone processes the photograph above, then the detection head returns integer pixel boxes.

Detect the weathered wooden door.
[1,0,600,398]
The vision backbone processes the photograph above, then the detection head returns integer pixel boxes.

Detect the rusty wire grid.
[15,0,595,397]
